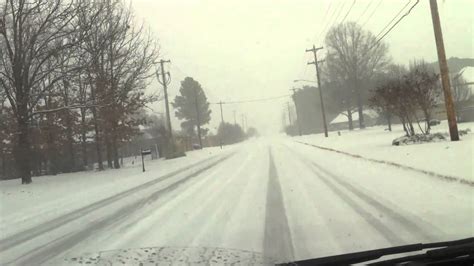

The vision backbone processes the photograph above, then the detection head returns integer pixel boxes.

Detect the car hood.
[63,246,276,265]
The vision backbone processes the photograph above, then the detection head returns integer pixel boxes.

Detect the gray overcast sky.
[130,0,473,135]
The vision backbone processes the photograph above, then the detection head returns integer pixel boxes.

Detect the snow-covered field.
[297,120,474,182]
[0,130,472,265]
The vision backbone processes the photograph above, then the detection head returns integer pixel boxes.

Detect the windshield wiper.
[278,237,474,265]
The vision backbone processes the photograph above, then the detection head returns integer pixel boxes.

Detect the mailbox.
[141,149,152,172]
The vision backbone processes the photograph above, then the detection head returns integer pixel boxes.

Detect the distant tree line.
[0,0,159,184]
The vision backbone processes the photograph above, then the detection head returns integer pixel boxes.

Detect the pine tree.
[172,77,212,142]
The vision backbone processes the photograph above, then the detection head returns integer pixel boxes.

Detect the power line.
[316,1,344,43]
[331,1,348,27]
[318,0,353,44]
[361,0,383,27]
[340,0,357,24]
[211,94,291,105]
[314,0,334,42]
[320,1,334,28]
[170,62,188,79]
[374,0,420,45]
[315,2,335,42]
[355,0,374,25]
[375,0,411,39]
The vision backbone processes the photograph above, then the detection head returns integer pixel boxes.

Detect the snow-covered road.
[0,137,472,265]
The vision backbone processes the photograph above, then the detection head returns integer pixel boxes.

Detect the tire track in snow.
[263,147,295,263]
[106,150,255,248]
[295,141,473,187]
[287,146,441,245]
[287,148,405,246]
[0,152,233,261]
[309,162,441,243]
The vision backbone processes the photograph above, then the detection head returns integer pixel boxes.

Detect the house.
[431,66,474,122]
[329,108,379,131]
[453,66,474,122]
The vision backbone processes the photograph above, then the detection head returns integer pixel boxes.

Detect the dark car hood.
[63,246,276,265]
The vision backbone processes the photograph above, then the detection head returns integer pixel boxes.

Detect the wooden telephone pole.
[306,45,328,137]
[156,59,172,139]
[429,0,459,141]
[219,101,225,124]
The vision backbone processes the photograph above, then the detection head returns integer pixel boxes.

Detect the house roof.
[330,109,378,124]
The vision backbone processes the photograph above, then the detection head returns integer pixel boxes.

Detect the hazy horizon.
[130,0,474,135]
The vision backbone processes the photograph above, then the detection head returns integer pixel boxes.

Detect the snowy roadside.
[0,146,233,239]
[295,121,474,182]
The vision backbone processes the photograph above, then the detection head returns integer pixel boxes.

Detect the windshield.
[0,0,473,265]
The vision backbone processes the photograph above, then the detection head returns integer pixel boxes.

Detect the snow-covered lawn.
[0,146,233,239]
[296,120,474,182]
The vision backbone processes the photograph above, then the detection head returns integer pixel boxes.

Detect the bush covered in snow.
[392,133,448,146]
[459,128,471,136]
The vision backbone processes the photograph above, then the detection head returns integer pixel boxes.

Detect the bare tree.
[321,64,357,130]
[370,64,408,131]
[0,0,91,183]
[0,0,159,182]
[77,0,159,170]
[370,62,441,136]
[452,71,471,103]
[325,22,390,129]
[452,73,472,122]
[406,60,440,134]
[371,77,416,136]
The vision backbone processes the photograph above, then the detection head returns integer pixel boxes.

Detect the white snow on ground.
[0,134,472,265]
[330,108,378,124]
[297,120,474,182]
[0,146,234,240]
[274,139,473,261]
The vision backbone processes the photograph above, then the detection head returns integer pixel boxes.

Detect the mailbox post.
[141,149,152,172]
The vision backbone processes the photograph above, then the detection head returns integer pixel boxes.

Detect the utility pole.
[219,101,224,149]
[156,59,173,139]
[287,102,292,126]
[306,45,329,137]
[219,101,225,124]
[291,88,302,136]
[233,110,237,125]
[194,86,203,149]
[429,0,459,141]
[241,114,245,132]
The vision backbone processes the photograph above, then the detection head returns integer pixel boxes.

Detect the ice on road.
[0,137,472,265]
